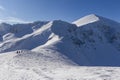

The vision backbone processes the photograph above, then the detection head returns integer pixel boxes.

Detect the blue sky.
[0,0,120,23]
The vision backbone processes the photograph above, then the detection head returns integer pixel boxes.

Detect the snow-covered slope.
[0,50,78,80]
[0,20,76,53]
[73,14,120,27]
[0,21,49,52]
[73,14,100,26]
[0,14,120,66]
[1,51,120,80]
[1,14,120,80]
[33,14,120,66]
[71,14,120,66]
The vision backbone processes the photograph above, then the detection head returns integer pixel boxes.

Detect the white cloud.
[0,5,5,11]
[0,6,30,24]
[0,17,31,24]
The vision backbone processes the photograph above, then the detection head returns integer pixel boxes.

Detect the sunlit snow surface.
[73,14,99,26]
[0,51,120,80]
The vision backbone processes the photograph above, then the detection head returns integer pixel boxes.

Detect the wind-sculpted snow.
[73,14,100,26]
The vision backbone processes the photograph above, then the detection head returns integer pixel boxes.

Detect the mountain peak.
[73,14,120,28]
[73,14,101,26]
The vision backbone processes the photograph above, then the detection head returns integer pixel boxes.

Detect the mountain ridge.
[0,14,120,66]
[73,14,120,27]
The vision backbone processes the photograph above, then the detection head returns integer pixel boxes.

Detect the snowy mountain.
[0,14,120,66]
[71,14,120,66]
[0,14,120,80]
